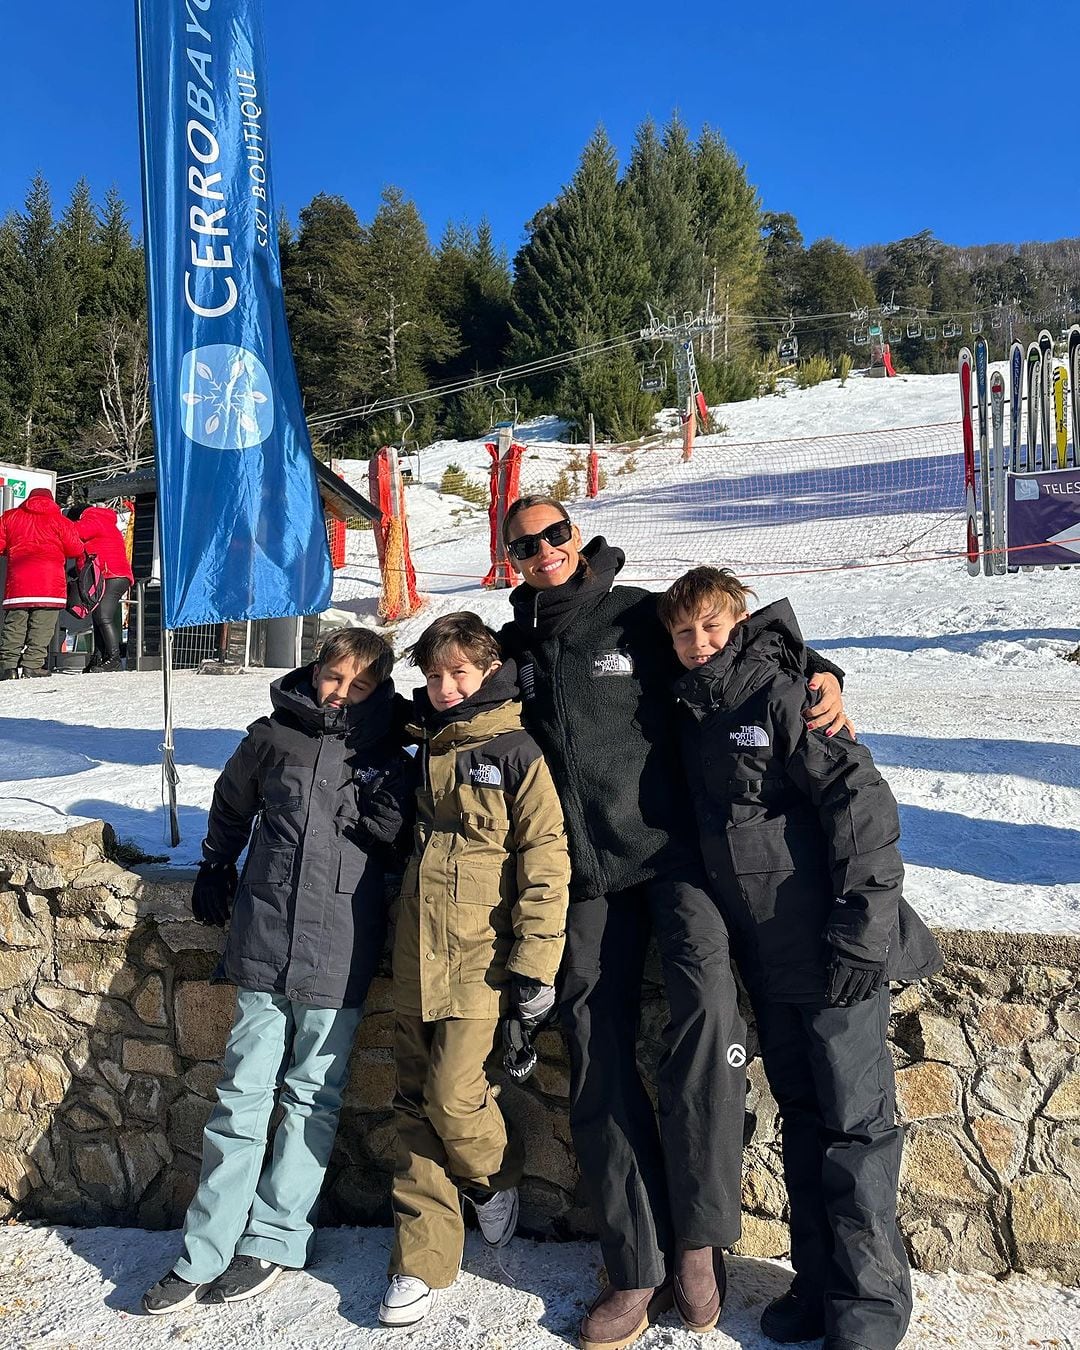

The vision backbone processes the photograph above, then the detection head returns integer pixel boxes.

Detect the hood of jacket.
[269,664,395,744]
[76,506,120,540]
[508,536,625,640]
[410,658,524,744]
[673,598,808,719]
[21,488,60,517]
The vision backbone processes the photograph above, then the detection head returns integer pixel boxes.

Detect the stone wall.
[1,824,1077,1284]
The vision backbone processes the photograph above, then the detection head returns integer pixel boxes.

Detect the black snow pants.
[558,871,746,1289]
[753,989,911,1350]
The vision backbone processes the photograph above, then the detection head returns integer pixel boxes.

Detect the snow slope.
[0,371,1077,934]
[2,1223,1077,1350]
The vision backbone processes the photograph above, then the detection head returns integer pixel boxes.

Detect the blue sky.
[3,2,1077,258]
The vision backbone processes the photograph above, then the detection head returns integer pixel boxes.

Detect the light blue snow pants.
[173,989,363,1283]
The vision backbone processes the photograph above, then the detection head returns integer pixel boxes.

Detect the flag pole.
[133,0,180,847]
[161,627,181,847]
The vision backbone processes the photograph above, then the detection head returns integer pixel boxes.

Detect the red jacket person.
[0,487,85,679]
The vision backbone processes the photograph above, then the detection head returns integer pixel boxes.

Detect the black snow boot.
[86,652,121,674]
[761,1289,826,1343]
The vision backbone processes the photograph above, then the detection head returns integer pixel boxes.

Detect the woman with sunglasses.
[498,495,848,1350]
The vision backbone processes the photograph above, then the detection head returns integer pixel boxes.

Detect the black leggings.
[91,578,130,658]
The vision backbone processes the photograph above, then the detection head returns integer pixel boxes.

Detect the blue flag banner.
[135,0,332,628]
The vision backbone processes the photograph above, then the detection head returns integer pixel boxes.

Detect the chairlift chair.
[854,327,869,347]
[970,316,983,335]
[639,359,667,394]
[906,320,923,339]
[943,320,962,340]
[991,311,1004,330]
[777,335,799,363]
[887,326,902,343]
[925,326,939,341]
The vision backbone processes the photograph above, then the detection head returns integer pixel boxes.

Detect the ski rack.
[961,336,1080,577]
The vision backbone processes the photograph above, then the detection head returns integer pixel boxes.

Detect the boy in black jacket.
[143,628,411,1315]
[659,567,942,1350]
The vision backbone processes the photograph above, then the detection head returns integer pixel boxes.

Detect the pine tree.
[361,186,458,445]
[795,239,875,360]
[3,176,79,470]
[282,193,370,427]
[431,218,512,382]
[755,212,805,332]
[624,116,698,313]
[95,186,144,319]
[694,127,762,358]
[87,188,151,466]
[511,127,652,434]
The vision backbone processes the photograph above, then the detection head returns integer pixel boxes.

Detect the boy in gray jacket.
[143,627,411,1313]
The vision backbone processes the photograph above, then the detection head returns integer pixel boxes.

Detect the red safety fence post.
[586,412,600,498]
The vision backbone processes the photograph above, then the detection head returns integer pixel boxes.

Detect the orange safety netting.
[326,516,346,569]
[482,439,526,588]
[368,448,423,621]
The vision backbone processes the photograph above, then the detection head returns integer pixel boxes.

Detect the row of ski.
[960,326,1080,576]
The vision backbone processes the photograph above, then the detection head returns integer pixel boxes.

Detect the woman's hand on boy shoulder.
[804,673,856,741]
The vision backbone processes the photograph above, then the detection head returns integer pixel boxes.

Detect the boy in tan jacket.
[380,612,570,1328]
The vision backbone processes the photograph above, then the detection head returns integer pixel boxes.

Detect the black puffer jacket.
[499,539,846,902]
[673,599,942,1001]
[204,667,413,1008]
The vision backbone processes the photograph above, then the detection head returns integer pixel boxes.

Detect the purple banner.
[1007,468,1080,566]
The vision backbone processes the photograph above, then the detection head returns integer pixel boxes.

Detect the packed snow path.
[1,1224,1077,1350]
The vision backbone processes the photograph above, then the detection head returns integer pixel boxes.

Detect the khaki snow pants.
[1,607,59,672]
[389,1014,523,1287]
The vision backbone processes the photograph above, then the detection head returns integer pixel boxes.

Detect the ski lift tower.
[640,305,719,461]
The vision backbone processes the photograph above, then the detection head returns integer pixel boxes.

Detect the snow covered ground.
[1,1223,1077,1350]
[0,371,1077,934]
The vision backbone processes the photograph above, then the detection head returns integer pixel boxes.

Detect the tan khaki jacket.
[393,699,570,1020]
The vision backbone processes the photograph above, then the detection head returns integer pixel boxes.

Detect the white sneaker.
[379,1274,438,1326]
[469,1186,519,1248]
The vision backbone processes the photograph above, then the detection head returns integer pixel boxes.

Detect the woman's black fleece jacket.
[498,537,845,901]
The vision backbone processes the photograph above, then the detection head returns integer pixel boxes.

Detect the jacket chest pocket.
[458,809,509,859]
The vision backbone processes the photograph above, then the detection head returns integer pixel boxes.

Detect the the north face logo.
[591,651,634,677]
[730,725,770,748]
[470,763,503,787]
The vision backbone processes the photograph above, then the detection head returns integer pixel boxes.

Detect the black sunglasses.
[507,518,574,561]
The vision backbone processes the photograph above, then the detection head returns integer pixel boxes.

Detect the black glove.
[190,859,238,927]
[826,951,887,1007]
[354,767,407,847]
[501,978,556,1082]
[514,977,556,1032]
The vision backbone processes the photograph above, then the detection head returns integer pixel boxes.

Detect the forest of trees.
[3,114,1080,475]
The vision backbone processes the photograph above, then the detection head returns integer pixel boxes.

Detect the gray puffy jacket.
[204,667,412,1008]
